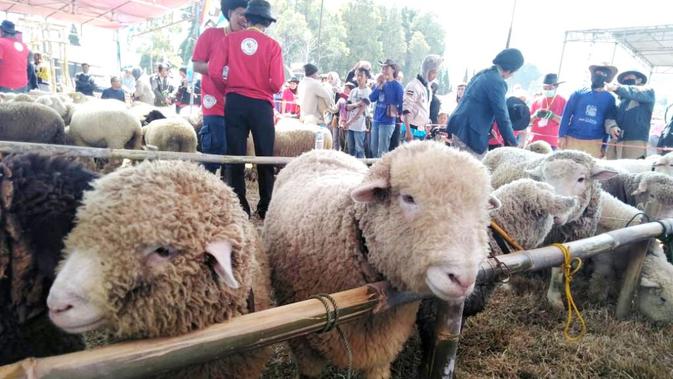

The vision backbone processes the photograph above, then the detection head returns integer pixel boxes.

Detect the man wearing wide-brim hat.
[604,69,655,159]
[0,20,31,93]
[208,0,284,219]
[558,63,619,158]
[525,73,567,150]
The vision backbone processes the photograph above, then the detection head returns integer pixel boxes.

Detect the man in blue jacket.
[447,48,524,158]
[558,63,618,158]
[605,70,655,159]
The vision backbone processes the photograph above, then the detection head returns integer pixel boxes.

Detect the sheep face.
[526,158,617,221]
[492,180,577,249]
[638,253,673,322]
[48,161,254,338]
[352,142,493,303]
[631,173,673,220]
[653,153,673,177]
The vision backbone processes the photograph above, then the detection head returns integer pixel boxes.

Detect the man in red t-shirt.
[191,0,248,174]
[0,20,30,93]
[528,73,567,149]
[208,0,284,219]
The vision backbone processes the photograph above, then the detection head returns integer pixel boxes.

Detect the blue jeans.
[200,115,226,174]
[347,130,366,158]
[370,122,395,158]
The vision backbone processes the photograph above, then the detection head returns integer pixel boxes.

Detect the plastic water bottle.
[315,128,325,150]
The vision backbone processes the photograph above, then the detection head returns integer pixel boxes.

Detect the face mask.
[622,79,636,85]
[544,89,556,98]
[591,77,606,89]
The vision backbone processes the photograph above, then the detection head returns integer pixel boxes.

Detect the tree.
[406,31,430,80]
[509,63,542,94]
[340,0,383,76]
[410,12,445,55]
[378,6,406,68]
[436,69,451,95]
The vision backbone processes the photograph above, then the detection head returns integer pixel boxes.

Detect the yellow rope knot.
[552,243,586,342]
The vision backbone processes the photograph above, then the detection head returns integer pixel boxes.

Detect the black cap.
[1,20,16,36]
[507,96,531,131]
[493,48,524,72]
[244,0,276,22]
[617,70,647,85]
[289,77,300,83]
[543,73,564,86]
[220,0,248,21]
[304,63,318,77]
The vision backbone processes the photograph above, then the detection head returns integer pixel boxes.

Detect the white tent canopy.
[560,24,673,75]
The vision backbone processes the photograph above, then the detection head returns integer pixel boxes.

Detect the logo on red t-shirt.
[241,38,258,56]
[13,41,24,52]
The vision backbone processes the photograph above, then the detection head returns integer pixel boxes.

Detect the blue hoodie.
[369,80,404,125]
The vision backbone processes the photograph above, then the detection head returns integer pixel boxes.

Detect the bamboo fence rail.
[0,141,379,165]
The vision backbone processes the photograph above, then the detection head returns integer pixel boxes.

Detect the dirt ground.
[247,178,673,378]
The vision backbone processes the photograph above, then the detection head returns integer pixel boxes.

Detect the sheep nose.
[50,303,74,314]
[447,272,471,292]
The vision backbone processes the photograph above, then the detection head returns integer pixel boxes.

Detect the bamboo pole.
[428,301,465,379]
[0,141,379,165]
[0,282,423,379]
[615,202,662,319]
[477,219,673,284]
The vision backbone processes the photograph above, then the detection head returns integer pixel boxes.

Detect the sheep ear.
[205,240,239,289]
[525,165,543,179]
[487,195,501,211]
[631,180,648,196]
[640,276,660,289]
[0,163,14,209]
[591,166,619,181]
[351,178,388,203]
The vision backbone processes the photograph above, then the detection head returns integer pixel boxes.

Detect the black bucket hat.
[543,73,564,86]
[1,20,16,36]
[617,70,647,85]
[245,0,276,22]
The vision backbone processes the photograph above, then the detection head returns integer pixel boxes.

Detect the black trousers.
[225,93,275,216]
[389,123,401,151]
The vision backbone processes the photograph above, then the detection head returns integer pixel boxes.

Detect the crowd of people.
[0,0,666,220]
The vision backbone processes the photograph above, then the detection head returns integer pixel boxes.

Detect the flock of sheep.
[1,89,673,378]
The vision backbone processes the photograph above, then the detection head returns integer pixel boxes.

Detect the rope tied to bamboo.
[552,243,586,341]
[309,293,353,379]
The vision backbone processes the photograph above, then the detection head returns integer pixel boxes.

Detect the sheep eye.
[402,194,415,204]
[577,177,585,183]
[660,297,667,304]
[154,247,172,258]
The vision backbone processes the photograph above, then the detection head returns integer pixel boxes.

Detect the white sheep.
[265,142,495,378]
[47,160,273,378]
[143,117,198,153]
[67,100,143,150]
[525,140,553,155]
[598,152,673,176]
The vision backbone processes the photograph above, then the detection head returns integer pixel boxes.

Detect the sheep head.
[491,179,577,249]
[351,141,494,303]
[637,248,673,322]
[525,151,618,221]
[48,160,256,339]
[653,152,673,177]
[630,173,673,220]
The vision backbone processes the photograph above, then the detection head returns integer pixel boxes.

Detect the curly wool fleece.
[59,160,272,378]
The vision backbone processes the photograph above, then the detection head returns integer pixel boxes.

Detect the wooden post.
[615,202,662,319]
[427,301,464,379]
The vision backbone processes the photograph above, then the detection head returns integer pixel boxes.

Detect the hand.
[405,129,413,142]
[558,137,567,150]
[609,126,621,139]
[604,82,620,92]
